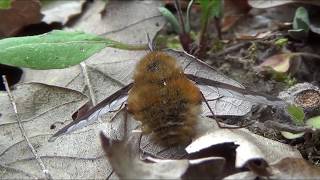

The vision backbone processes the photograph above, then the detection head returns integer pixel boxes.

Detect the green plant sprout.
[282,104,320,139]
[159,0,223,58]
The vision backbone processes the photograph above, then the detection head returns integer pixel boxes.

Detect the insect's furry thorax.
[127,51,202,146]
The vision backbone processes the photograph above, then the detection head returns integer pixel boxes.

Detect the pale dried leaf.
[248,0,320,9]
[186,117,301,168]
[100,132,226,179]
[0,83,111,179]
[256,53,293,73]
[270,157,320,179]
[41,0,86,25]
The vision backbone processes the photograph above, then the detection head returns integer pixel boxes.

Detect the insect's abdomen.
[128,76,202,146]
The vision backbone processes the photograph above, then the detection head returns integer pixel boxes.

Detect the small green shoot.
[287,104,305,125]
[185,0,195,33]
[282,106,320,140]
[0,0,11,9]
[158,7,181,34]
[270,71,297,87]
[306,116,320,129]
[281,131,305,140]
[288,7,310,40]
[275,38,288,48]
[197,0,223,57]
[199,0,222,21]
[281,105,305,140]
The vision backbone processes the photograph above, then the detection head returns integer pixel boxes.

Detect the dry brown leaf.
[186,117,301,168]
[248,0,320,9]
[270,157,320,179]
[0,0,43,37]
[100,132,226,179]
[235,31,272,40]
[41,0,86,25]
[0,83,99,179]
[255,53,293,73]
[226,157,320,179]
[222,0,251,32]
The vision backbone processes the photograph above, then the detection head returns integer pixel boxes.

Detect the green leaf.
[306,116,320,129]
[275,38,288,47]
[286,104,305,125]
[289,7,310,40]
[158,7,181,34]
[0,0,11,9]
[199,0,222,36]
[199,0,222,19]
[281,131,305,139]
[293,7,310,31]
[0,30,146,69]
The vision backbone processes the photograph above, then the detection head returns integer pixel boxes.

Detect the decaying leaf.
[0,83,113,179]
[41,0,86,25]
[100,132,226,179]
[225,157,320,179]
[248,0,320,9]
[270,157,320,179]
[0,0,43,37]
[222,0,251,32]
[255,53,295,73]
[280,131,305,139]
[186,117,301,168]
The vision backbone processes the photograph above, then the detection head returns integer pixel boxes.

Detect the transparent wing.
[186,74,287,116]
[49,83,133,142]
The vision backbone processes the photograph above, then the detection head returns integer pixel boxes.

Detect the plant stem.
[292,52,320,60]
[174,0,186,35]
[174,0,194,53]
[214,16,222,40]
[197,11,209,58]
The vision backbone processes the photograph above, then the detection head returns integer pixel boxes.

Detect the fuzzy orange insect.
[50,50,286,144]
[127,52,202,146]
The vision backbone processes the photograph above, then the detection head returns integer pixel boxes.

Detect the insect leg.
[123,104,128,139]
[200,92,253,129]
[109,101,126,113]
[109,103,127,123]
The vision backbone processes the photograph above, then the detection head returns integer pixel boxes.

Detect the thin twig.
[292,52,320,60]
[214,16,222,40]
[214,42,251,57]
[264,120,316,134]
[80,62,97,106]
[2,75,52,180]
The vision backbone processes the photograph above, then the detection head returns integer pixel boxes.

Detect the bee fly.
[49,39,286,146]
